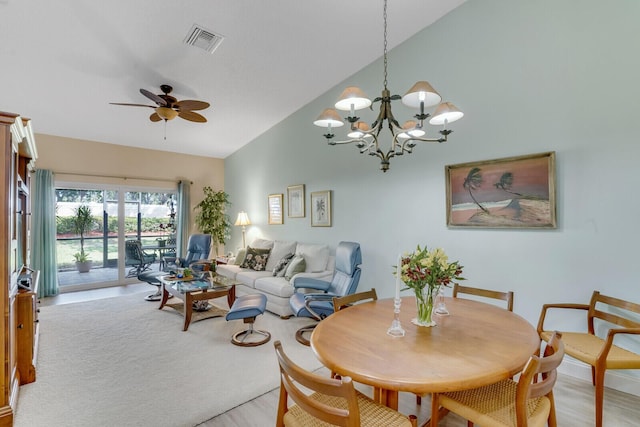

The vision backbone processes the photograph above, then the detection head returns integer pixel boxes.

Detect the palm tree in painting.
[494,172,523,196]
[463,167,489,213]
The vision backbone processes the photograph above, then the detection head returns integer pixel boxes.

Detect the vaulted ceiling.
[1,0,465,158]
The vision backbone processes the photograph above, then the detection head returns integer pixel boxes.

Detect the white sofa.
[216,239,335,318]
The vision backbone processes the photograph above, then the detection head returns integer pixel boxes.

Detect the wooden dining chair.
[416,284,515,405]
[274,340,417,427]
[537,291,640,427]
[431,331,564,427]
[453,283,514,312]
[333,288,377,312]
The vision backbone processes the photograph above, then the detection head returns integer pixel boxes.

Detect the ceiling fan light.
[335,86,372,111]
[402,81,442,108]
[429,102,464,125]
[156,107,178,120]
[313,108,344,128]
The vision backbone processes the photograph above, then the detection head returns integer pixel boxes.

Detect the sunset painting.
[445,152,556,228]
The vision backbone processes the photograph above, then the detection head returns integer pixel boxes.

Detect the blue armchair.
[289,241,362,345]
[138,233,212,301]
[163,233,212,271]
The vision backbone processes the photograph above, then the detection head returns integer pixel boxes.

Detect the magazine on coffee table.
[176,280,211,293]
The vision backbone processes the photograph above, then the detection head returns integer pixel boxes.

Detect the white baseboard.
[559,357,640,397]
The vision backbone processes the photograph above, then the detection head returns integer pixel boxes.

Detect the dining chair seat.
[434,331,564,427]
[539,331,640,368]
[283,390,415,427]
[439,378,551,427]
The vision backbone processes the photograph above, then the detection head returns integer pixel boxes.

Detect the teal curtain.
[176,181,190,257]
[31,169,58,297]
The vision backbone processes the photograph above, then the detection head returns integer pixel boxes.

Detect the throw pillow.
[233,248,247,266]
[265,240,297,272]
[272,252,295,276]
[295,243,330,273]
[284,256,306,281]
[250,238,274,250]
[240,247,272,271]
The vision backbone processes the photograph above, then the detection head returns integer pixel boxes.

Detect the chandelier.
[313,0,463,172]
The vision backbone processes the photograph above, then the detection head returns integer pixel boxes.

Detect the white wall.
[224,0,640,392]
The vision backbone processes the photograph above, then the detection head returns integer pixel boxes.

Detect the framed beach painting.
[268,193,283,225]
[287,184,305,218]
[310,190,331,227]
[445,152,556,228]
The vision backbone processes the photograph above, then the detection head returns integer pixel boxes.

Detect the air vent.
[184,24,224,54]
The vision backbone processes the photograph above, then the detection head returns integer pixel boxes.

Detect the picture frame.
[268,193,283,225]
[310,190,331,227]
[445,151,556,228]
[287,184,305,218]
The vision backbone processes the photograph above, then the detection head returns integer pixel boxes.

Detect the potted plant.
[194,187,231,257]
[72,204,96,273]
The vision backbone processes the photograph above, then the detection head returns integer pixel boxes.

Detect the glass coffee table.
[159,273,238,331]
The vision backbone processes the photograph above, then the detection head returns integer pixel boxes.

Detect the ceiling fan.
[110,84,210,123]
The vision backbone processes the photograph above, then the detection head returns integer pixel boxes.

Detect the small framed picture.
[445,151,556,228]
[310,190,331,227]
[268,193,283,225]
[287,184,305,218]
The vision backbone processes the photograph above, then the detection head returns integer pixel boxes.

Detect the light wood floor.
[199,366,640,426]
[43,286,640,427]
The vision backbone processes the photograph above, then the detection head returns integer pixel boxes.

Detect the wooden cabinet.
[0,112,37,425]
[16,272,39,385]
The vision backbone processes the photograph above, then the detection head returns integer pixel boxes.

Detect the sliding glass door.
[55,184,177,291]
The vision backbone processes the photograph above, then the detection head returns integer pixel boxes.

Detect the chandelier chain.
[383,0,388,90]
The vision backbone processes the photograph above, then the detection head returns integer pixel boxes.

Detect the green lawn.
[57,236,163,269]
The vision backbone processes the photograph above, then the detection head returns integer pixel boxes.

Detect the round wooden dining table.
[310,296,539,424]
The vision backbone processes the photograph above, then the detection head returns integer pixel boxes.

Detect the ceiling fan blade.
[149,112,162,122]
[140,88,167,106]
[178,111,207,123]
[175,100,210,111]
[110,102,155,108]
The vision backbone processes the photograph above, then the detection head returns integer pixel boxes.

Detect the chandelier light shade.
[313,0,464,172]
[234,211,251,248]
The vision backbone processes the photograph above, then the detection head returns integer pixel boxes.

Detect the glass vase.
[412,286,438,327]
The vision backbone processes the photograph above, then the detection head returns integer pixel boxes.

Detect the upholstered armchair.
[289,241,362,345]
[163,233,212,272]
[138,234,211,302]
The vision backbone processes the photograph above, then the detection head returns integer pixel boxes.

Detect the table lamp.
[234,211,251,248]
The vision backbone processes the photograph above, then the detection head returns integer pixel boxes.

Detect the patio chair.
[125,240,156,278]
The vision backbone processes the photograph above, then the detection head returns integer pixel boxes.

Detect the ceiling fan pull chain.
[164,119,167,140]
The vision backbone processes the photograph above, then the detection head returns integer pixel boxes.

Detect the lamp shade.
[347,121,371,138]
[399,120,425,138]
[234,211,251,226]
[313,108,345,128]
[401,81,442,109]
[429,102,464,125]
[335,86,372,111]
[156,106,179,120]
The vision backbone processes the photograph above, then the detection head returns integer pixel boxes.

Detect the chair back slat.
[453,283,514,311]
[588,291,640,331]
[524,332,565,400]
[274,340,360,427]
[333,288,377,312]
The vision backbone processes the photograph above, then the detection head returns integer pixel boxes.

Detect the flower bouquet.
[395,245,464,327]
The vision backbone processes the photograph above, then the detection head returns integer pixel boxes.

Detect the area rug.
[14,293,320,427]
